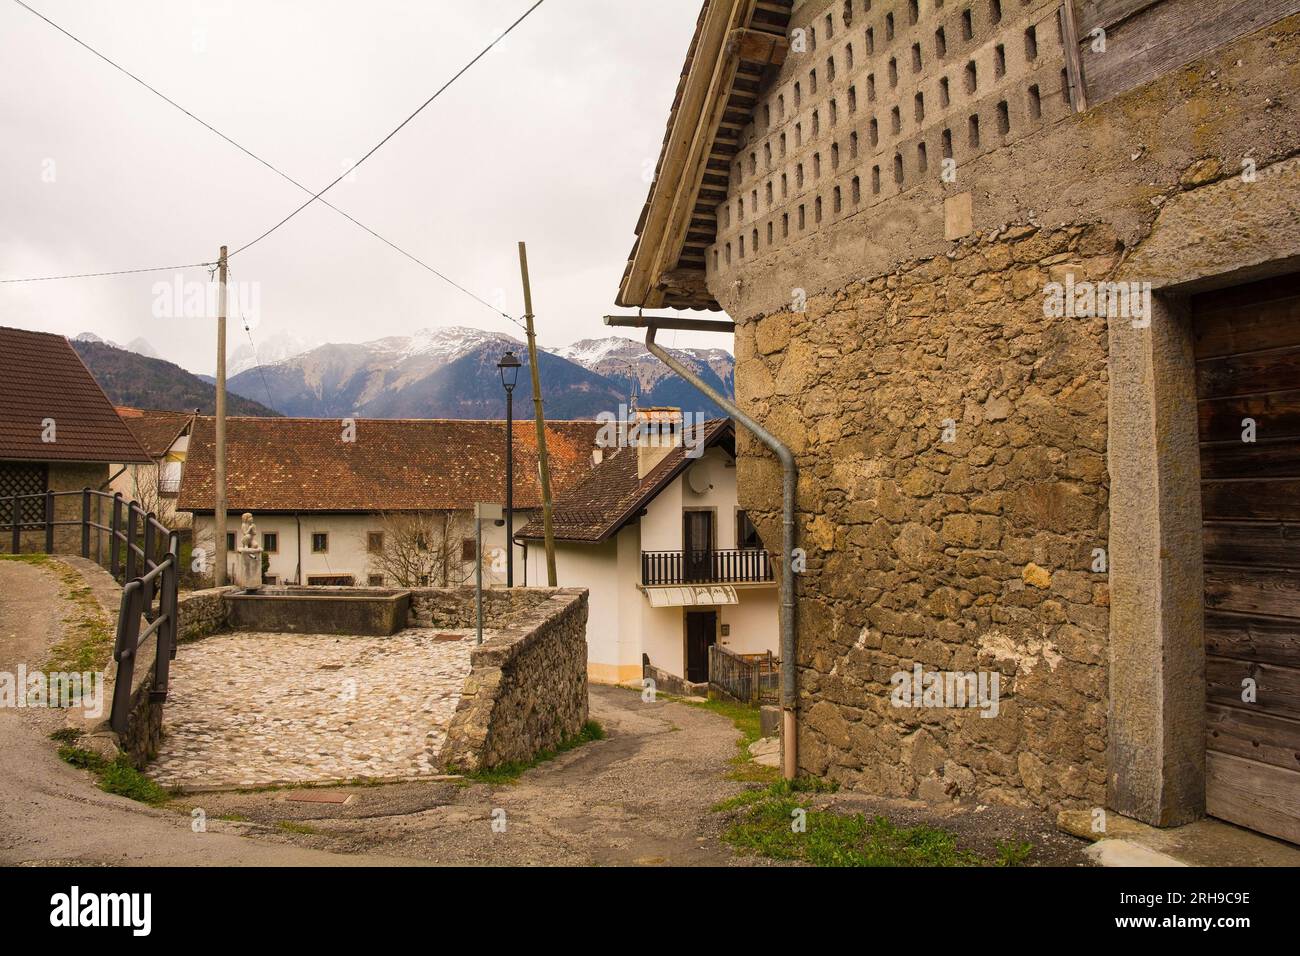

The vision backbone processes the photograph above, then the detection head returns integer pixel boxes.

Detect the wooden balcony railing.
[641,548,774,586]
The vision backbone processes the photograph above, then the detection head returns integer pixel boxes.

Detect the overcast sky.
[1,0,721,374]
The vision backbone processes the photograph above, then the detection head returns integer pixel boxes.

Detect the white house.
[112,407,196,530]
[519,411,779,687]
[178,415,602,587]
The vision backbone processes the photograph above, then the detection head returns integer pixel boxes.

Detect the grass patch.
[57,746,171,806]
[275,820,319,835]
[994,839,1034,866]
[458,719,606,785]
[718,781,982,867]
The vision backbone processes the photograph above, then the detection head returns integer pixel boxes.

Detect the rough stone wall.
[176,587,234,641]
[739,223,1113,808]
[408,587,557,630]
[435,588,589,772]
[720,11,1300,812]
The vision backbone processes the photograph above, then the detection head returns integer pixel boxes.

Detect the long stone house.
[178,415,602,587]
[0,326,151,553]
[518,411,779,687]
[617,0,1300,844]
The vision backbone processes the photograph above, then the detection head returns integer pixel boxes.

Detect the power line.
[0,261,215,284]
[5,0,537,329]
[227,0,546,259]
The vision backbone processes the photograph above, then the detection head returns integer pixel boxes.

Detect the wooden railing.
[709,644,779,705]
[1,488,180,733]
[641,548,774,586]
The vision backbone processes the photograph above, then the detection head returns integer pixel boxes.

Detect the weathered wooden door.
[1194,274,1300,845]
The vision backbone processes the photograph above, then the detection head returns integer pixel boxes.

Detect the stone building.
[617,0,1300,844]
[0,326,151,553]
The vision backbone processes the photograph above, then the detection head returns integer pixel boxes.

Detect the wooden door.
[686,610,717,684]
[1194,274,1300,845]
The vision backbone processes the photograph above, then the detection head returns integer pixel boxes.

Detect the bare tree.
[365,512,472,588]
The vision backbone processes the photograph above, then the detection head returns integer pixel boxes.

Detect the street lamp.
[497,350,522,587]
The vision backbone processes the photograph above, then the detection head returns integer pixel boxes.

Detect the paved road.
[0,558,415,866]
[194,683,764,865]
[0,558,756,866]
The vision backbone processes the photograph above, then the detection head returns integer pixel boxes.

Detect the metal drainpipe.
[615,318,800,780]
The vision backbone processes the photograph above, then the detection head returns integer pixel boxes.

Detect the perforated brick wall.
[709,0,1072,274]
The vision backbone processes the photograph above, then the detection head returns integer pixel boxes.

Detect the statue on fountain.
[232,512,263,592]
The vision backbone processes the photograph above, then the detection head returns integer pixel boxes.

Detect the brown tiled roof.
[519,419,733,542]
[115,407,194,459]
[177,417,603,514]
[0,326,151,464]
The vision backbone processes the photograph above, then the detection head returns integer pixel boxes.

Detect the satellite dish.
[687,464,711,494]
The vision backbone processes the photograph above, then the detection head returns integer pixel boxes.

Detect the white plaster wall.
[192,508,533,586]
[641,446,743,551]
[719,587,780,657]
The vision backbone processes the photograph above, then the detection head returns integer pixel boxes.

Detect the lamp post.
[497,350,522,587]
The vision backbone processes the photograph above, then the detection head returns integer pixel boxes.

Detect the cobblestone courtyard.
[148,628,485,791]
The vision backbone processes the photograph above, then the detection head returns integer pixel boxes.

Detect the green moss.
[275,820,319,835]
[37,558,115,674]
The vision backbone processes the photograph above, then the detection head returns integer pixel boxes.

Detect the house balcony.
[640,548,774,587]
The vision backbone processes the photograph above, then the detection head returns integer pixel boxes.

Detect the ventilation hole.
[941,128,953,158]
[915,91,925,122]
[961,9,973,40]
[912,43,923,72]
[917,141,928,172]
[1025,25,1038,60]
[994,43,1006,78]
[936,27,947,58]
[852,175,861,203]
[940,76,951,107]
[891,106,901,133]
[872,164,881,194]
[1028,83,1041,119]
[968,113,981,147]
[964,60,978,93]
[893,152,904,184]
[996,100,1010,134]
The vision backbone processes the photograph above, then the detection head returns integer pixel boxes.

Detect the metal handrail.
[4,488,180,732]
[641,547,775,586]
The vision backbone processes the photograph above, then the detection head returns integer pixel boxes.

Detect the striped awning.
[644,584,738,608]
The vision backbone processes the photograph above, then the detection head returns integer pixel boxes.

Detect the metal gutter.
[605,313,800,780]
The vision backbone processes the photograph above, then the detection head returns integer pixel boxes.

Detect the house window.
[737,511,762,550]
[417,574,430,586]
[416,533,429,552]
[262,532,278,553]
[226,532,236,551]
[462,537,477,562]
[367,531,384,553]
[311,533,329,553]
[367,574,385,586]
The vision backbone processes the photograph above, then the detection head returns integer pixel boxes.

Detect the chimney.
[635,407,682,479]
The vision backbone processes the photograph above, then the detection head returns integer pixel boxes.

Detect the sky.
[0,0,723,375]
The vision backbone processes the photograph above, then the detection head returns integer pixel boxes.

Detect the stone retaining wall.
[429,587,589,772]
[176,587,235,641]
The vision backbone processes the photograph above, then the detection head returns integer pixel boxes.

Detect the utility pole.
[518,241,557,586]
[214,245,228,587]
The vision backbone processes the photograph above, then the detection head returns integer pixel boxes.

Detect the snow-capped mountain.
[224,327,734,420]
[76,332,160,361]
[554,336,734,409]
[228,330,319,378]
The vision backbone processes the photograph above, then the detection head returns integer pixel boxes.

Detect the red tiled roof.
[115,407,194,459]
[0,326,151,463]
[518,419,733,542]
[177,416,603,514]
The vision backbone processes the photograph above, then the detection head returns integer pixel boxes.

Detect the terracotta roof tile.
[177,416,602,514]
[0,326,151,463]
[115,407,194,459]
[519,418,733,542]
